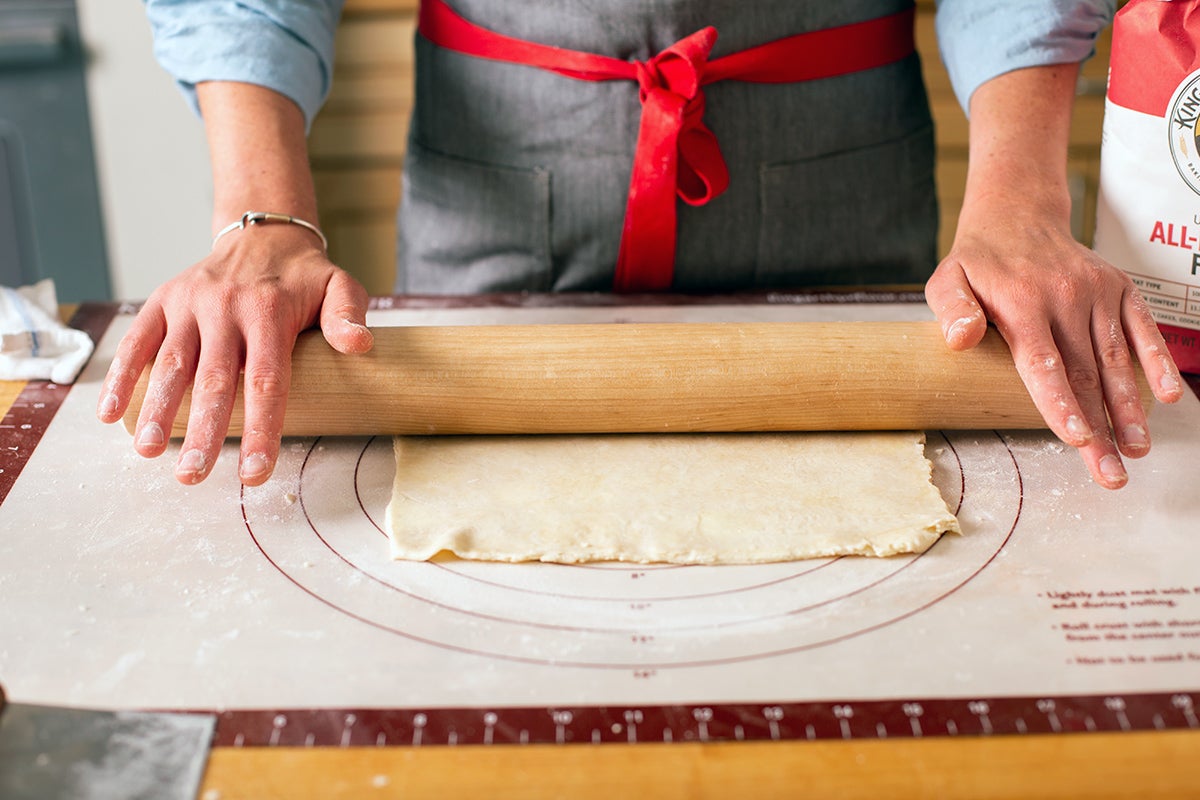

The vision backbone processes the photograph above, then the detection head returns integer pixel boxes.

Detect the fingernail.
[343,318,373,342]
[1065,415,1091,444]
[1159,371,1181,394]
[136,422,164,448]
[99,392,119,419]
[240,452,270,481]
[945,314,974,345]
[946,317,969,344]
[1122,423,1148,452]
[1099,454,1126,483]
[177,449,207,476]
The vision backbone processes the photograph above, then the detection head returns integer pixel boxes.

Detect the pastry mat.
[1,295,1197,748]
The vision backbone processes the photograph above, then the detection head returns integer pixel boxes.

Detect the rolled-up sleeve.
[936,0,1116,114]
[144,0,344,129]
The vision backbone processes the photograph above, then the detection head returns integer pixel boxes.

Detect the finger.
[237,323,294,486]
[133,324,200,459]
[996,317,1093,449]
[1076,426,1127,490]
[98,305,166,424]
[1090,312,1150,460]
[925,261,988,350]
[174,328,243,485]
[319,271,374,354]
[1122,288,1185,405]
[1053,318,1127,489]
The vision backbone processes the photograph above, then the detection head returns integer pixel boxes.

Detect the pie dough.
[385,432,960,564]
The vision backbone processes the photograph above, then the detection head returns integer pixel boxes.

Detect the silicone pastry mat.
[1,296,1197,746]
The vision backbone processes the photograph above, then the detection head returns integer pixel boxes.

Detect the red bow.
[418,0,915,291]
[620,28,730,290]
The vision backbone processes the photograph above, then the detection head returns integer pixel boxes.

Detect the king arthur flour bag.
[1094,0,1200,373]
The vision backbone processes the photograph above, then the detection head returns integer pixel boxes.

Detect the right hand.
[96,224,374,485]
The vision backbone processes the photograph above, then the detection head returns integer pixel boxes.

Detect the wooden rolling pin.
[121,321,1117,438]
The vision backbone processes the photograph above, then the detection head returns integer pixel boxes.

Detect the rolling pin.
[120,321,1136,438]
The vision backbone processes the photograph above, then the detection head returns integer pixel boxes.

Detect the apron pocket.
[755,124,937,288]
[398,141,552,293]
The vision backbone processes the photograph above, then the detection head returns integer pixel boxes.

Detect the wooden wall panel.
[311,0,416,293]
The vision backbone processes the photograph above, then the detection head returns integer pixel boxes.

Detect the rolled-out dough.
[385,432,960,564]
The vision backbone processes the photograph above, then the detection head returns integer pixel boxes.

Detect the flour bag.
[1094,0,1200,373]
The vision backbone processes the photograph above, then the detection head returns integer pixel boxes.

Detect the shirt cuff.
[936,0,1116,115]
[146,1,342,130]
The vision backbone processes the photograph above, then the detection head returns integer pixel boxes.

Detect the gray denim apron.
[396,0,936,293]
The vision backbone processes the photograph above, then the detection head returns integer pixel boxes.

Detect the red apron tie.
[418,0,916,291]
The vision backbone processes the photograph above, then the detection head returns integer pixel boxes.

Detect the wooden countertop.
[197,732,1200,799]
[0,378,23,417]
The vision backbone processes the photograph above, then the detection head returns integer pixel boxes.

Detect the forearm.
[197,81,320,233]
[959,64,1079,229]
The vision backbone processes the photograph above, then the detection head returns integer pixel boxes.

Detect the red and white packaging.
[1094,0,1200,374]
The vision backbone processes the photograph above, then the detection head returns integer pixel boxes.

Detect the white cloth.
[0,280,94,384]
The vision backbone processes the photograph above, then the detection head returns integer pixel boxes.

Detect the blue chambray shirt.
[144,0,1116,129]
[144,0,345,130]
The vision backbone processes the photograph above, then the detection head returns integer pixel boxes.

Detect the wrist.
[208,215,330,262]
[212,211,328,253]
[212,198,319,233]
[959,171,1072,233]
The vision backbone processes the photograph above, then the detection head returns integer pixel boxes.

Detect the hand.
[926,208,1185,489]
[96,225,374,485]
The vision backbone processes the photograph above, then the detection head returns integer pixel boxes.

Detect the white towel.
[0,279,95,384]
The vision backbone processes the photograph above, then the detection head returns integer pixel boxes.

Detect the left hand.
[926,205,1185,489]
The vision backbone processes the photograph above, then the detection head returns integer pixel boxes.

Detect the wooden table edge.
[199,730,1200,799]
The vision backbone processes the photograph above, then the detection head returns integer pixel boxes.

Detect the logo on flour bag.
[1169,67,1200,195]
